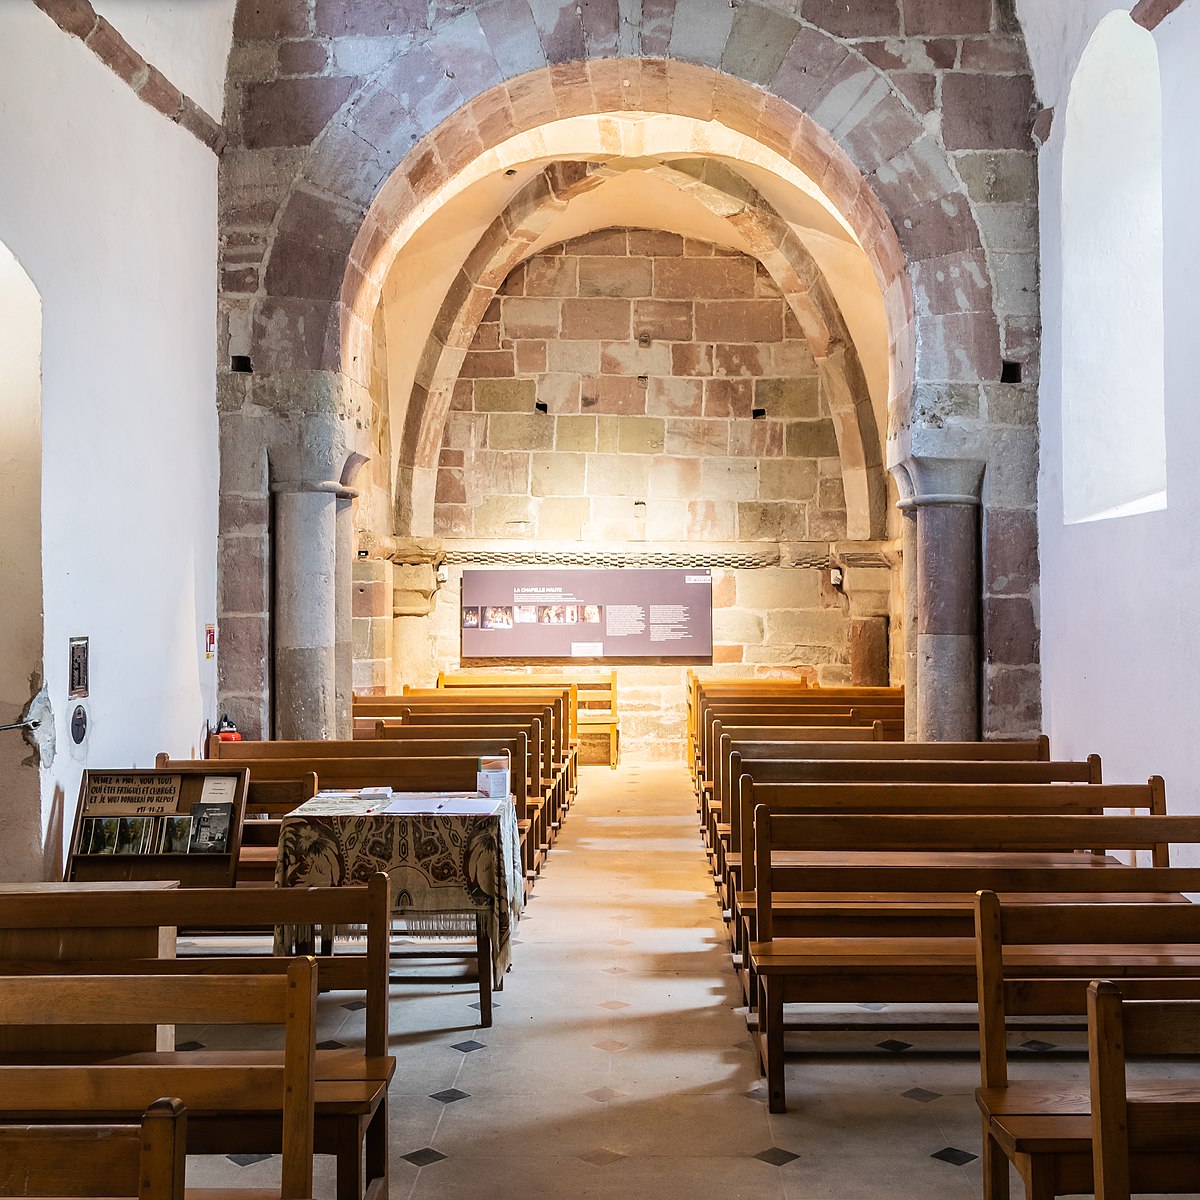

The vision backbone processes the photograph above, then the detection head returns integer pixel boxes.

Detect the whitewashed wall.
[1026,0,1200,862]
[0,4,233,876]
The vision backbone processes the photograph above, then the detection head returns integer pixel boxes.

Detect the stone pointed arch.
[397,158,888,538]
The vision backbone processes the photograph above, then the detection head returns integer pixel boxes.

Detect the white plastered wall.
[0,4,230,875]
[1028,0,1200,861]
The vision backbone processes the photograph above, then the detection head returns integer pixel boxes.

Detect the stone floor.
[185,763,1200,1200]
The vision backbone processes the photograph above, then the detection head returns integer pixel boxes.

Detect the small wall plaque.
[69,637,89,697]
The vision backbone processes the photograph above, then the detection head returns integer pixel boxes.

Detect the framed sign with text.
[461,568,713,661]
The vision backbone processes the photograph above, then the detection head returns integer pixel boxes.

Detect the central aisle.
[378,763,983,1200]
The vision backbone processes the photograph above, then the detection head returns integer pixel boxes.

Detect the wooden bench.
[686,678,904,779]
[727,779,1161,1003]
[711,754,1103,884]
[728,773,1128,913]
[0,1097,187,1200]
[696,723,888,838]
[439,670,620,768]
[748,811,1200,1112]
[0,877,393,1200]
[700,736,1054,843]
[973,893,1200,1200]
[396,688,575,802]
[436,672,619,772]
[1089,979,1200,1200]
[208,735,540,883]
[0,961,318,1200]
[363,692,571,830]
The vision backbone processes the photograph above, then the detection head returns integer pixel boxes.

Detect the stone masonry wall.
[401,228,864,761]
[433,230,850,544]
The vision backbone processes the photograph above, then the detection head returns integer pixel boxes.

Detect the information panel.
[461,568,713,661]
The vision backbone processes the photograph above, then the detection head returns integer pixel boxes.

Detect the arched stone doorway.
[217,6,1043,745]
[0,239,50,879]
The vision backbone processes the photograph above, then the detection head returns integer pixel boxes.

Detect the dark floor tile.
[227,1153,273,1167]
[756,1147,800,1166]
[402,1148,448,1167]
[931,1147,978,1166]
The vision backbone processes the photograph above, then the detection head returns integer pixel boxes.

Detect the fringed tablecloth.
[275,794,524,981]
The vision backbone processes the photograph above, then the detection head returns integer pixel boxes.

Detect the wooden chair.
[0,1098,187,1200]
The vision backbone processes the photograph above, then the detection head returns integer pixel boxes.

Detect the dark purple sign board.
[461,568,713,661]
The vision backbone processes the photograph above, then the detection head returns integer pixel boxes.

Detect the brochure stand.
[66,767,249,887]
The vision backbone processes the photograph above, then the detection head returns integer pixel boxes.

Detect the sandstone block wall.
[433,230,849,544]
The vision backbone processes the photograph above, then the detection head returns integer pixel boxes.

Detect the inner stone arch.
[393,158,885,541]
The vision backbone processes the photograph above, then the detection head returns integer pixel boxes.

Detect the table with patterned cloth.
[274,793,524,983]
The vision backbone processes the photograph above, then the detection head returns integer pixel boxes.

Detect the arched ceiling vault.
[338,102,911,473]
[388,159,886,540]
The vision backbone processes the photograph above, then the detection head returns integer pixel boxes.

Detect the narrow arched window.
[1061,11,1166,523]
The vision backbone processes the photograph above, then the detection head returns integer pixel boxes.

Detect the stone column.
[334,493,356,739]
[272,481,340,740]
[850,616,889,685]
[903,458,985,742]
[891,466,920,739]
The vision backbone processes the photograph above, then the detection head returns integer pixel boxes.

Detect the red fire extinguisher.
[215,714,242,743]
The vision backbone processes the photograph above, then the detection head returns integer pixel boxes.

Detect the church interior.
[2,0,1199,1196]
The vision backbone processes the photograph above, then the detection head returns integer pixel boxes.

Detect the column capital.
[895,456,984,511]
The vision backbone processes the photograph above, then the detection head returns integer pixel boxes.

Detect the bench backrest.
[208,736,530,812]
[755,810,1200,939]
[164,752,484,793]
[1089,979,1200,1200]
[365,700,562,776]
[974,891,1200,1092]
[735,777,1137,890]
[0,876,391,1059]
[371,721,547,793]
[390,687,571,742]
[0,960,317,1199]
[721,755,1102,845]
[728,738,1052,761]
[0,1097,187,1200]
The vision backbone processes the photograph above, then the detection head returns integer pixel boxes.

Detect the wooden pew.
[700,736,1054,840]
[697,723,887,839]
[364,693,571,830]
[0,961,318,1200]
[0,1097,187,1200]
[0,877,393,1200]
[381,704,568,839]
[1089,980,1200,1200]
[748,811,1200,1112]
[973,893,1200,1200]
[711,754,1103,882]
[727,779,1160,1002]
[686,678,904,777]
[398,687,573,777]
[207,734,540,882]
[439,671,621,769]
